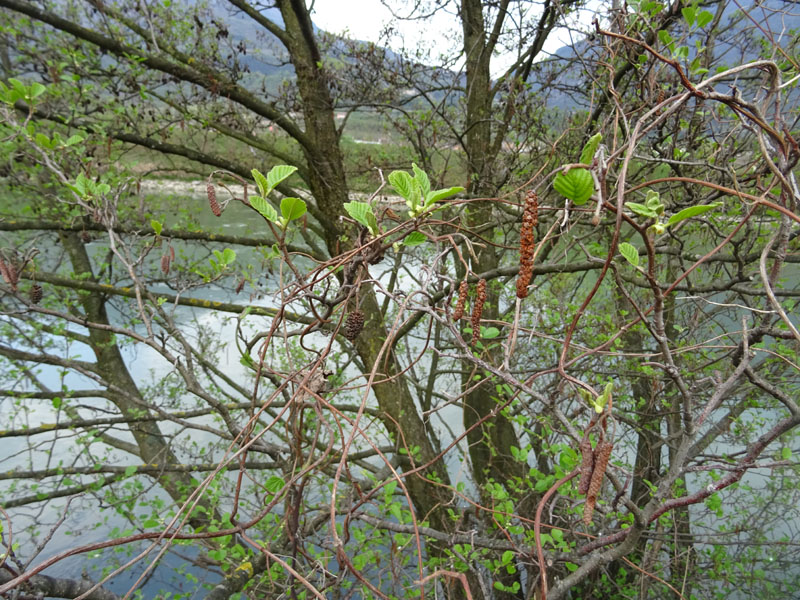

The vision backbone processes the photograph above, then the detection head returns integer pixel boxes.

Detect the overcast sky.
[310,0,601,75]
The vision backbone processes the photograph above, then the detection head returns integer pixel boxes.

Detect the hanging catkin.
[583,440,613,525]
[578,437,595,495]
[161,252,171,275]
[0,258,18,292]
[453,280,469,321]
[516,191,538,299]
[207,181,221,217]
[470,279,487,344]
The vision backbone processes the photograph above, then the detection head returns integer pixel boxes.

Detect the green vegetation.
[1,2,799,600]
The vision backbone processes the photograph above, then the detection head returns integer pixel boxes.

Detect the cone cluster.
[30,284,43,304]
[344,309,365,341]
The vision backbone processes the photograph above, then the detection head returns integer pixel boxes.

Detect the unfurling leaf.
[580,132,602,164]
[553,168,594,205]
[266,164,297,192]
[626,201,658,219]
[403,231,427,246]
[425,186,464,206]
[221,248,236,265]
[251,168,269,198]
[344,201,378,234]
[618,242,640,267]
[667,202,722,227]
[250,195,278,223]
[388,170,415,202]
[412,163,431,199]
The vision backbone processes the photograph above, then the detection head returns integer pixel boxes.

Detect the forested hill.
[209,0,799,112]
[538,0,800,111]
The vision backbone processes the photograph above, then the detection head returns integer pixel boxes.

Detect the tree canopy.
[1,1,799,599]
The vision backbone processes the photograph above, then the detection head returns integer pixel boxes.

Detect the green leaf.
[618,242,640,267]
[682,6,696,26]
[658,29,673,50]
[280,197,306,222]
[411,163,430,199]
[696,9,714,28]
[35,132,52,149]
[365,210,379,235]
[344,201,376,232]
[124,465,137,477]
[667,202,722,227]
[222,248,236,265]
[8,78,25,94]
[388,170,415,203]
[64,134,85,147]
[403,231,427,246]
[781,447,791,460]
[389,503,403,522]
[265,475,285,494]
[425,186,464,206]
[29,82,46,100]
[251,168,269,198]
[553,168,594,205]
[482,326,501,339]
[501,550,514,565]
[626,202,658,219]
[52,397,62,409]
[705,493,722,513]
[250,195,278,223]
[266,164,298,193]
[74,173,89,196]
[579,132,602,164]
[151,220,163,236]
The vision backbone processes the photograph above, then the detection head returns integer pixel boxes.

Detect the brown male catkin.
[583,440,613,525]
[0,259,18,292]
[453,280,469,321]
[578,437,595,496]
[516,191,538,299]
[207,181,221,217]
[470,278,487,344]
[0,259,11,288]
[161,252,171,275]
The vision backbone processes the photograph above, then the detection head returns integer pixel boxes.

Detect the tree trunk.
[60,232,213,528]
